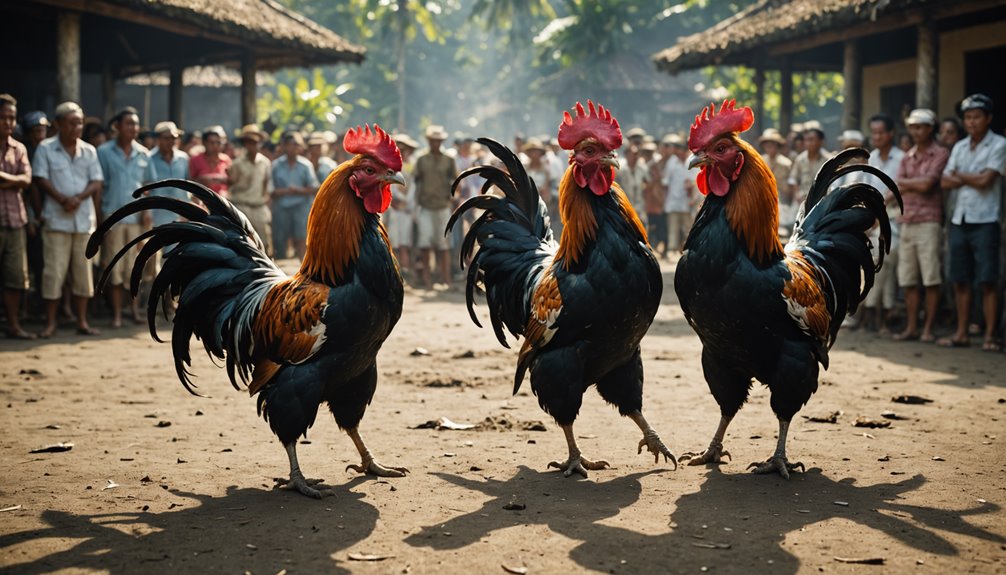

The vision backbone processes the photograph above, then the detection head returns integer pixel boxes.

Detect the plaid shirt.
[0,136,29,228]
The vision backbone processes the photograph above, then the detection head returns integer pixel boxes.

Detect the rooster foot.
[638,430,678,469]
[548,456,610,478]
[277,475,336,499]
[747,456,805,480]
[679,446,731,466]
[346,457,409,478]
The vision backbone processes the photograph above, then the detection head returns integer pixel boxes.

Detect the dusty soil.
[1,260,1004,575]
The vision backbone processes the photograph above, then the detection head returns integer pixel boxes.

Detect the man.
[189,125,231,197]
[940,94,1006,351]
[643,139,669,257]
[858,113,905,334]
[22,111,50,320]
[306,131,338,183]
[625,127,647,149]
[618,144,648,224]
[388,133,418,281]
[893,109,948,343]
[788,124,832,211]
[0,95,33,339]
[413,124,456,289]
[32,102,103,337]
[939,117,964,150]
[144,121,190,224]
[662,134,691,254]
[271,132,318,260]
[97,107,151,328]
[758,128,793,234]
[229,124,273,256]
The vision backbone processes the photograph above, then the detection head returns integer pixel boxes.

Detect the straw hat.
[307,131,327,146]
[757,128,786,145]
[238,124,264,142]
[839,129,865,145]
[424,124,448,140]
[522,137,547,153]
[660,133,685,147]
[393,133,420,150]
[154,121,183,138]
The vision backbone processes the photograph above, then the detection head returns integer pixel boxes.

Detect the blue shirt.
[272,155,319,208]
[98,140,149,225]
[145,148,191,226]
[32,137,103,234]
[317,156,338,183]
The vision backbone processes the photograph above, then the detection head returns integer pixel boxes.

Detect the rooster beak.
[383,171,407,187]
[601,152,620,170]
[687,152,707,170]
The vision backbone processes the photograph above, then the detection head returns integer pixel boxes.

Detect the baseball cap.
[960,93,993,115]
[23,111,50,129]
[906,108,936,126]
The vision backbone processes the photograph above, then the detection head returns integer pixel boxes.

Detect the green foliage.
[470,0,556,45]
[257,69,356,137]
[702,66,845,125]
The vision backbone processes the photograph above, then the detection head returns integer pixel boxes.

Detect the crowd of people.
[0,92,1003,350]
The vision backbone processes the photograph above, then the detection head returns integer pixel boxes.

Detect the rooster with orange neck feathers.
[89,125,408,498]
[447,102,674,478]
[675,100,902,478]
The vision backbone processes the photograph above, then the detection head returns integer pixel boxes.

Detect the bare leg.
[628,410,676,469]
[3,289,32,338]
[679,415,732,465]
[548,424,610,478]
[74,296,97,334]
[922,285,940,340]
[981,283,999,350]
[345,427,409,477]
[437,249,451,286]
[277,442,334,498]
[40,299,59,337]
[747,419,805,479]
[110,285,124,327]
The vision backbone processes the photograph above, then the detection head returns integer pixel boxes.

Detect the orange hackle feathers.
[250,278,330,394]
[783,252,830,344]
[725,138,785,265]
[299,157,370,285]
[343,124,402,172]
[558,100,622,151]
[555,168,598,268]
[689,99,754,153]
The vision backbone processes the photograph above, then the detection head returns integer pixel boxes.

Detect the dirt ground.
[1,259,1004,575]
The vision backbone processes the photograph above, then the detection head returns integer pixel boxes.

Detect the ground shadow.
[408,466,1003,573]
[0,479,379,575]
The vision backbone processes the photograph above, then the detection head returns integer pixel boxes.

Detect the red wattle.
[708,166,730,197]
[696,167,709,196]
[573,164,613,196]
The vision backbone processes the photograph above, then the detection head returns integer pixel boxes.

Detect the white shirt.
[662,154,690,213]
[32,136,103,234]
[869,146,905,239]
[945,132,1006,225]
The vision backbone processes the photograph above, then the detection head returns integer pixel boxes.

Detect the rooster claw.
[346,458,409,478]
[747,456,805,479]
[276,476,335,499]
[637,431,677,470]
[548,456,609,478]
[679,447,731,466]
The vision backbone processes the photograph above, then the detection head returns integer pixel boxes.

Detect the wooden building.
[3,0,363,129]
[653,0,1006,135]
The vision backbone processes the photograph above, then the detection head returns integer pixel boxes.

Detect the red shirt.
[0,136,29,228]
[189,152,232,197]
[897,143,949,224]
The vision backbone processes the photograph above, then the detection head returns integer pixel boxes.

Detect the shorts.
[233,203,273,257]
[100,223,143,287]
[948,222,1000,284]
[897,221,942,287]
[866,243,898,309]
[0,226,28,290]
[41,229,93,299]
[385,207,413,248]
[416,206,451,250]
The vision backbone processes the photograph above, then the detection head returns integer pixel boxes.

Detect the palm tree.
[470,0,556,46]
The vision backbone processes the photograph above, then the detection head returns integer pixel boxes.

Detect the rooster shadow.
[0,479,379,575]
[406,465,1004,573]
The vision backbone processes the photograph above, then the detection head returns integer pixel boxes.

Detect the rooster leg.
[278,443,335,499]
[547,424,610,478]
[345,428,409,478]
[628,411,677,469]
[679,415,733,466]
[747,419,805,479]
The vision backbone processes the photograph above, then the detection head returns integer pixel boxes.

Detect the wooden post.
[240,52,256,127]
[168,64,184,127]
[780,60,793,136]
[842,39,861,130]
[754,67,766,131]
[102,63,116,121]
[56,11,81,104]
[916,21,937,110]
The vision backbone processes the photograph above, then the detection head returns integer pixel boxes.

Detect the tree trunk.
[396,0,408,133]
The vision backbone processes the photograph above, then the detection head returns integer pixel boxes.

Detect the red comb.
[343,124,402,172]
[557,100,622,151]
[688,99,754,152]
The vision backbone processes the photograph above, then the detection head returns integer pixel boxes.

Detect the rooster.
[675,100,902,478]
[87,125,408,498]
[447,102,674,478]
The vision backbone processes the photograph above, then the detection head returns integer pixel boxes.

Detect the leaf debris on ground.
[804,411,841,424]
[854,416,892,428]
[892,395,933,405]
[502,564,528,574]
[348,552,394,561]
[834,556,885,565]
[30,442,73,453]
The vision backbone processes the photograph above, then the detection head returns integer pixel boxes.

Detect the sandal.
[76,326,101,336]
[892,331,919,342]
[982,340,1002,352]
[6,330,37,340]
[936,337,969,348]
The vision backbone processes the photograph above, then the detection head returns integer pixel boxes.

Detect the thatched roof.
[653,0,932,74]
[124,66,271,88]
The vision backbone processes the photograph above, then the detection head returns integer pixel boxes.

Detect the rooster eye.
[584,147,594,155]
[365,167,375,175]
[716,145,726,153]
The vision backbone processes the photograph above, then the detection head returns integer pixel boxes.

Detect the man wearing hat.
[271,131,318,260]
[940,94,1006,351]
[386,133,419,279]
[413,124,457,289]
[662,133,692,253]
[891,108,949,344]
[307,131,338,183]
[758,128,793,231]
[228,124,273,256]
[787,124,832,228]
[32,101,103,337]
[625,127,647,148]
[145,121,190,227]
